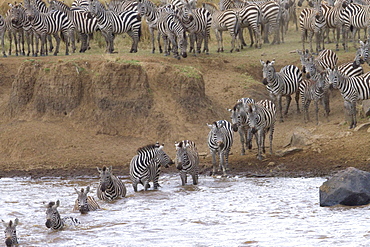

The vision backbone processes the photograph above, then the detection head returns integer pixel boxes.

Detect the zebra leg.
[284,95,292,116]
[215,30,223,53]
[19,32,25,56]
[1,31,6,57]
[314,100,319,125]
[53,33,61,56]
[149,27,156,53]
[210,150,217,176]
[277,95,284,122]
[132,181,138,192]
[192,173,198,185]
[180,172,187,186]
[127,30,139,53]
[322,91,330,117]
[269,125,274,155]
[246,127,253,150]
[237,127,246,155]
[295,91,301,114]
[219,151,227,176]
[303,99,311,123]
[256,130,263,160]
[48,35,54,53]
[79,33,88,53]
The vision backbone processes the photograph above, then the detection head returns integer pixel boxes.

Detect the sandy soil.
[0,44,369,180]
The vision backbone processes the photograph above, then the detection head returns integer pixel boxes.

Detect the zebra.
[175,140,199,186]
[207,120,233,176]
[4,3,27,57]
[259,1,281,45]
[87,0,141,54]
[337,48,365,78]
[129,143,174,192]
[236,4,263,49]
[299,0,326,53]
[340,3,369,51]
[45,200,80,230]
[299,72,328,124]
[358,39,370,65]
[157,10,188,59]
[228,97,255,155]
[202,2,241,53]
[24,0,74,56]
[73,186,100,214]
[0,14,7,57]
[97,166,126,200]
[260,59,302,122]
[2,218,18,247]
[327,68,370,129]
[246,99,276,160]
[48,0,97,53]
[178,1,212,55]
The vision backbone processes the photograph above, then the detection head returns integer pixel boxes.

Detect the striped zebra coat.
[130,143,174,192]
[260,59,302,122]
[0,14,6,57]
[246,100,276,160]
[87,0,141,53]
[74,186,100,214]
[229,97,255,155]
[327,68,370,129]
[2,218,18,247]
[207,120,233,176]
[45,200,80,230]
[97,166,126,200]
[175,140,199,186]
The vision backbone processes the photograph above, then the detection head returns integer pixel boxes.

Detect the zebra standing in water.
[87,0,141,53]
[2,218,18,247]
[246,100,276,160]
[73,186,100,214]
[97,166,126,200]
[260,59,302,122]
[45,200,80,230]
[130,143,174,192]
[228,97,255,155]
[175,140,199,186]
[327,68,370,129]
[207,120,233,176]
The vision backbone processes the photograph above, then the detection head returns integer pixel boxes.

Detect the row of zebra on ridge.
[298,0,370,54]
[3,0,367,59]
[258,37,370,130]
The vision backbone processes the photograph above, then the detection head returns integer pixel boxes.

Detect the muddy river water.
[1,174,369,246]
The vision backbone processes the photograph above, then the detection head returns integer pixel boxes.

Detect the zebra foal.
[97,166,126,200]
[74,186,100,214]
[207,120,233,176]
[246,100,276,160]
[175,140,199,186]
[130,143,174,192]
[260,59,302,122]
[45,200,80,230]
[2,218,18,247]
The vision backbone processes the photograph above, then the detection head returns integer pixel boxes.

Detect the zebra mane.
[137,143,160,154]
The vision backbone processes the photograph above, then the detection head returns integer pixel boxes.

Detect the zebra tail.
[234,14,241,38]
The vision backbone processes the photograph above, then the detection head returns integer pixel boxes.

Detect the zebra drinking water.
[207,120,233,176]
[175,140,199,186]
[74,186,100,214]
[2,218,18,247]
[246,100,276,160]
[97,166,126,200]
[45,200,80,230]
[130,143,174,192]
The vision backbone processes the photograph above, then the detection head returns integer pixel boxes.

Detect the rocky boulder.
[319,167,370,207]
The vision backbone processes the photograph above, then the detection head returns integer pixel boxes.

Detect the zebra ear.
[206,123,213,129]
[86,186,90,194]
[1,220,7,228]
[260,60,265,66]
[271,59,275,65]
[74,187,80,194]
[359,40,365,46]
[97,167,102,173]
[55,200,60,208]
[14,218,19,227]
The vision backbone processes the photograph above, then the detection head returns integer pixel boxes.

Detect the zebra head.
[156,143,174,168]
[260,59,276,85]
[175,141,187,170]
[2,218,18,247]
[207,121,226,149]
[87,0,104,18]
[23,0,37,22]
[246,103,260,134]
[304,56,317,79]
[74,186,91,214]
[297,49,312,74]
[45,200,62,230]
[97,166,113,193]
[326,68,340,89]
[7,3,23,26]
[358,40,370,65]
[228,101,246,132]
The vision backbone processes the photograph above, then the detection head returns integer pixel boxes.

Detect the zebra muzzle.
[45,219,52,228]
[251,128,257,134]
[231,124,239,132]
[5,238,13,247]
[262,78,268,85]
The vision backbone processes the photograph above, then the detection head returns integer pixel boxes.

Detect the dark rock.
[319,167,370,207]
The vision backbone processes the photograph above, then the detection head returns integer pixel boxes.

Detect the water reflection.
[1,175,369,246]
